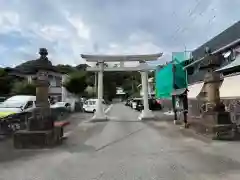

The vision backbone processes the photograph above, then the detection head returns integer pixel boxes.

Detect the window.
[56,77,62,87]
[57,96,61,102]
[50,79,56,87]
[65,103,71,107]
[89,101,96,105]
[24,101,33,109]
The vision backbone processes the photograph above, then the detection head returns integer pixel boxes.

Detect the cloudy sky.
[0,0,240,67]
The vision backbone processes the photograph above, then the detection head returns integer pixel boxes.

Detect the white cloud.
[35,25,70,42]
[0,0,240,67]
[95,37,163,67]
[0,11,20,33]
[67,15,90,40]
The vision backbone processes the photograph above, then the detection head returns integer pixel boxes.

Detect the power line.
[169,0,215,47]
[202,12,217,42]
[169,0,202,41]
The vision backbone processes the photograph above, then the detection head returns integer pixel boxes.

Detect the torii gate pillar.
[138,70,155,120]
[93,62,107,121]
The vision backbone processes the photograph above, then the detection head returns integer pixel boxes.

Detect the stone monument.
[14,48,60,148]
[199,47,236,139]
[28,48,53,131]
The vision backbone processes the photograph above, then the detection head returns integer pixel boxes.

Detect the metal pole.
[172,63,178,124]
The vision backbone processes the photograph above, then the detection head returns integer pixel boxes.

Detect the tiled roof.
[192,20,240,60]
[216,55,240,75]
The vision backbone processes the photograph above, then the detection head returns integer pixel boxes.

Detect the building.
[185,20,240,120]
[115,87,126,101]
[6,49,71,102]
[187,20,240,84]
[7,67,65,102]
[138,77,155,97]
[154,21,240,118]
[28,71,64,102]
[116,87,126,96]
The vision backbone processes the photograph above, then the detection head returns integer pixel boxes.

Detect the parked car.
[51,101,71,112]
[125,98,132,106]
[0,95,36,115]
[0,95,53,120]
[0,95,37,133]
[131,98,142,110]
[136,98,162,111]
[0,97,6,103]
[83,99,106,113]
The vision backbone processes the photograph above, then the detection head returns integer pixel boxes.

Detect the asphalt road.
[1,104,240,179]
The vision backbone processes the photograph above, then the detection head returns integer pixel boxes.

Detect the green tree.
[11,80,36,95]
[64,71,88,96]
[103,72,117,101]
[84,85,95,98]
[76,64,89,71]
[56,64,76,74]
[0,68,13,96]
[121,72,141,96]
[85,72,96,87]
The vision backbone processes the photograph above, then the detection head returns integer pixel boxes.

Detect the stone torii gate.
[81,53,162,121]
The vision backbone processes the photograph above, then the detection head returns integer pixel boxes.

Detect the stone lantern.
[26,48,53,131]
[199,47,235,139]
[13,48,60,148]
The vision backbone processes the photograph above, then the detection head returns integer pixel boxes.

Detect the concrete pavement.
[1,104,240,179]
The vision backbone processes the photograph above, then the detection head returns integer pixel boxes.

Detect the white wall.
[49,87,62,94]
[27,72,69,101]
[61,75,79,111]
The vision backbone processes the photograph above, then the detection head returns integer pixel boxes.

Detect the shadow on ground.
[0,112,94,163]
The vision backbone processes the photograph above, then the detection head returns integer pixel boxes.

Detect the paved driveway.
[1,104,240,179]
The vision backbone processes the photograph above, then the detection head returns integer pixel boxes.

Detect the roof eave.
[184,39,240,70]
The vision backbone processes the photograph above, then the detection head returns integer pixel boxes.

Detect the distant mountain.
[6,59,90,74]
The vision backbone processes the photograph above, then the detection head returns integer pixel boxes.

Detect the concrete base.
[90,114,108,122]
[138,110,156,121]
[190,112,237,140]
[13,128,62,149]
[191,121,236,140]
[174,120,182,125]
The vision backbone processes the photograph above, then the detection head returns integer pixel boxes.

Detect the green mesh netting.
[155,63,173,98]
[155,58,187,99]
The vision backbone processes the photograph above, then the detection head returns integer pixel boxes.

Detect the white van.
[0,95,37,114]
[83,99,106,113]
